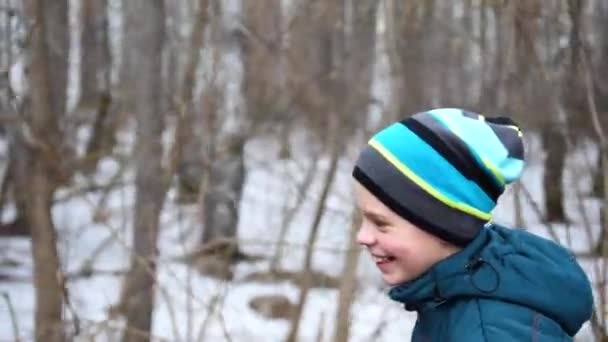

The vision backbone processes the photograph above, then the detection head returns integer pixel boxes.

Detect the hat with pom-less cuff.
[352,108,525,246]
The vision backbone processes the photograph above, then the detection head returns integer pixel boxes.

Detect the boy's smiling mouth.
[371,253,396,265]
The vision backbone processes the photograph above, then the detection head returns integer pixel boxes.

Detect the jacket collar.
[388,226,492,312]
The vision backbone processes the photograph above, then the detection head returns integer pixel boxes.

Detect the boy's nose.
[356,224,376,246]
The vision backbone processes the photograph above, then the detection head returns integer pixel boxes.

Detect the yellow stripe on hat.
[480,155,505,185]
[368,139,492,221]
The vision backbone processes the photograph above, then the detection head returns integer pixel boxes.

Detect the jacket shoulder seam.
[532,312,541,342]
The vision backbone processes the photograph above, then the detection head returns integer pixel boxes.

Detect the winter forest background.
[0,0,607,341]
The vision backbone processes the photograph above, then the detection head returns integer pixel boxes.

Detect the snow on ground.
[0,132,603,341]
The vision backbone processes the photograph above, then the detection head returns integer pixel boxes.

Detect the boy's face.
[354,182,461,285]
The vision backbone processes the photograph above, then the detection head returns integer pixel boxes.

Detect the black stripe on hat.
[401,117,502,202]
[485,118,525,160]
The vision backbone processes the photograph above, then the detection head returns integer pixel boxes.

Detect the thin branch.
[72,317,172,341]
[176,202,193,342]
[0,157,13,222]
[286,120,342,342]
[165,0,210,194]
[83,197,208,337]
[2,292,21,342]
[216,285,233,342]
[561,123,596,255]
[581,47,606,148]
[518,183,561,243]
[270,155,320,271]
[195,280,230,342]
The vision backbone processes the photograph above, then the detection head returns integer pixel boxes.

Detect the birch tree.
[119,1,166,341]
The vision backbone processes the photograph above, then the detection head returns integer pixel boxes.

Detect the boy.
[352,108,593,341]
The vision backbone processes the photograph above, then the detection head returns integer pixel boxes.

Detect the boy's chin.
[382,272,412,286]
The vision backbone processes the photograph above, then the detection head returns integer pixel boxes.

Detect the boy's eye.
[374,221,389,231]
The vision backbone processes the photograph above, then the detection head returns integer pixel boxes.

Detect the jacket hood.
[389,224,594,336]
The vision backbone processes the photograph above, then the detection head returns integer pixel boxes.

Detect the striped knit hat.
[353,108,525,246]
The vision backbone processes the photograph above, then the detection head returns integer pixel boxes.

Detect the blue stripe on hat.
[498,157,525,183]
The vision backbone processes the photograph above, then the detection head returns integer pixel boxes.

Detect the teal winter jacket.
[389,224,594,341]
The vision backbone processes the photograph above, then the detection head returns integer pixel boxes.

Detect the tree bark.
[78,0,107,110]
[19,0,69,340]
[80,0,116,175]
[119,1,166,341]
[14,142,64,341]
[242,0,282,121]
[386,0,431,117]
[541,124,566,222]
[200,137,245,245]
[40,0,68,117]
[334,211,362,342]
[510,0,567,222]
[345,0,378,120]
[176,0,210,202]
[199,0,247,258]
[594,149,605,198]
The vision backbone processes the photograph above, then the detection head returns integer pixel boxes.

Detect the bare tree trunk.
[40,0,68,116]
[542,124,566,222]
[584,0,607,201]
[78,0,107,110]
[13,140,65,341]
[510,0,567,222]
[81,92,113,173]
[163,0,189,100]
[201,141,245,231]
[512,183,525,227]
[477,0,489,108]
[199,0,247,259]
[0,0,10,70]
[119,0,140,113]
[457,0,473,105]
[80,0,116,174]
[386,0,431,116]
[544,1,568,225]
[346,0,378,120]
[242,0,281,121]
[436,0,457,105]
[119,1,166,341]
[176,0,210,202]
[334,211,362,342]
[19,0,69,340]
[594,150,605,198]
[1,1,23,237]
[200,136,245,245]
[491,4,509,112]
